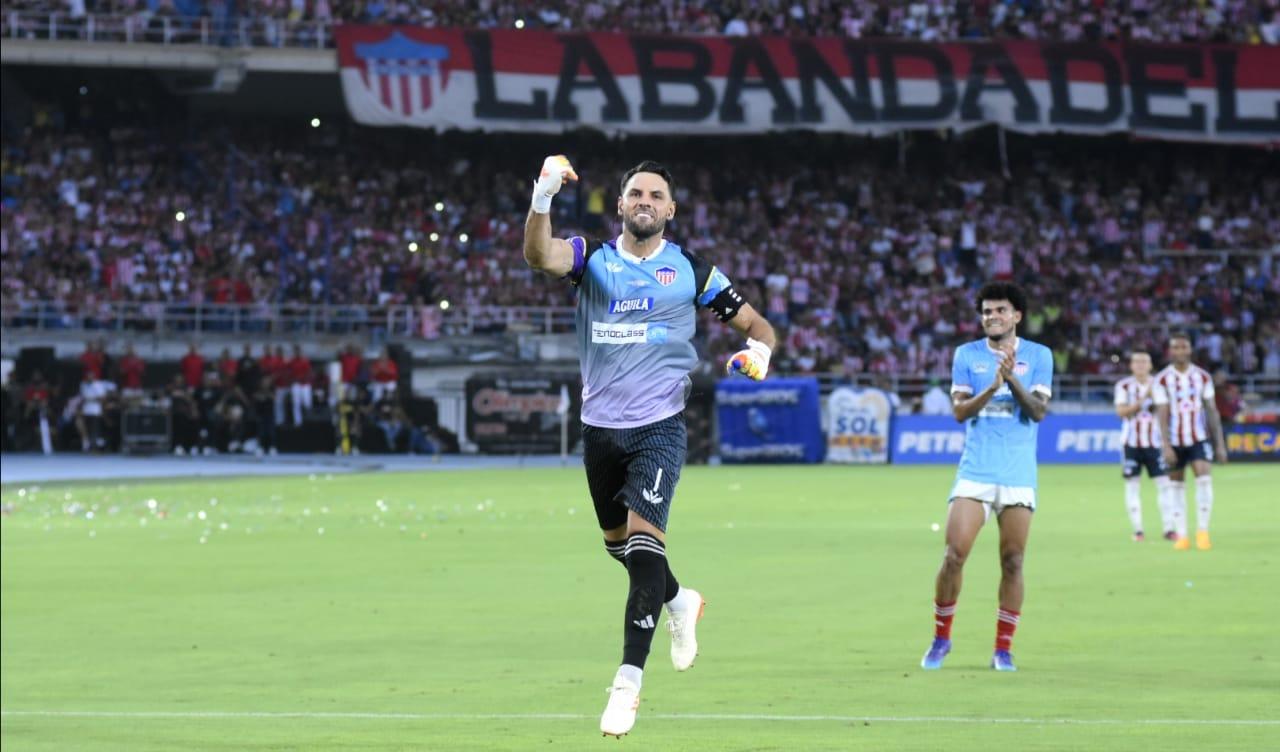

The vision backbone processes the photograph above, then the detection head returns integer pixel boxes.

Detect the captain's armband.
[706,285,745,323]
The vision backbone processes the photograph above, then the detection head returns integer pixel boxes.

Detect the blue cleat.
[920,638,951,670]
[991,650,1017,672]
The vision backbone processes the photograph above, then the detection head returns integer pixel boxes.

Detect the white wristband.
[746,338,772,361]
[531,190,552,214]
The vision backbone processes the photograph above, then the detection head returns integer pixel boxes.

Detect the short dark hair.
[620,161,675,199]
[1168,331,1193,344]
[975,281,1028,315]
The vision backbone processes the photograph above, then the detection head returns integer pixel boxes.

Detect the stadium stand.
[2,12,1277,457]
[3,1,1279,45]
[3,119,1277,379]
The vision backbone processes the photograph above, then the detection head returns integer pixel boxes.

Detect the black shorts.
[1123,446,1168,479]
[1173,441,1215,470]
[582,413,687,533]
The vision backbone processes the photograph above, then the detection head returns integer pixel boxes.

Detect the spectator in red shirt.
[180,344,205,389]
[209,276,233,303]
[339,344,363,383]
[1213,369,1244,425]
[370,347,399,403]
[79,341,105,381]
[21,371,51,413]
[288,344,314,427]
[218,348,238,384]
[258,344,279,378]
[117,344,146,399]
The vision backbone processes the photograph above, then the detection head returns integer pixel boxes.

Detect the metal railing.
[2,11,333,48]
[1147,247,1277,261]
[0,300,576,338]
[807,372,1280,406]
[5,300,1276,403]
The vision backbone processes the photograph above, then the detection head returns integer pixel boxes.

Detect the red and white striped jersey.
[1114,376,1161,448]
[1151,365,1216,447]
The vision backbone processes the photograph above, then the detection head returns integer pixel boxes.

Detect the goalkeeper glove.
[726,338,771,381]
[531,154,578,214]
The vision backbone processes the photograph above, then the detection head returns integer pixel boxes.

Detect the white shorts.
[949,478,1037,520]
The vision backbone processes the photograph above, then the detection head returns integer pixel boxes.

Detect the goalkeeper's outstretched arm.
[523,155,578,277]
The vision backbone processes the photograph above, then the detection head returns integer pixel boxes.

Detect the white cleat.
[599,672,640,737]
[666,589,705,672]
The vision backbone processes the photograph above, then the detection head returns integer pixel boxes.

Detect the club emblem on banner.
[353,31,451,117]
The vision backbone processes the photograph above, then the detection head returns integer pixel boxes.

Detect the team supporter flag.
[337,26,1280,144]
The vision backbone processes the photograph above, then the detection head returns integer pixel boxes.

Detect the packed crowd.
[4,115,1278,379]
[3,0,1279,44]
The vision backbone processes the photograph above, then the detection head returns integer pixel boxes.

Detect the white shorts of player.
[949,479,1037,520]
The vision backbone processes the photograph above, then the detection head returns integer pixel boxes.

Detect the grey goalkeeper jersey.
[565,235,735,429]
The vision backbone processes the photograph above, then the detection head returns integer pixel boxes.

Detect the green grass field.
[2,464,1277,751]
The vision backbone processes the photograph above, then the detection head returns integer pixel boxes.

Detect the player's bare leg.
[996,507,1031,612]
[1190,459,1214,550]
[936,498,987,603]
[992,506,1032,671]
[923,498,986,669]
[1168,467,1190,549]
[625,511,664,542]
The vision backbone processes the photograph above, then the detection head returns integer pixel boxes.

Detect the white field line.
[1,710,1277,726]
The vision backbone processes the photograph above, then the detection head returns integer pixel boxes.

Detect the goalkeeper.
[523,156,776,737]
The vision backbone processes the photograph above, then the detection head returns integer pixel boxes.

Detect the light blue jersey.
[566,235,733,429]
[950,337,1054,488]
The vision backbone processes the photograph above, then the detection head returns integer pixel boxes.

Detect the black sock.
[609,538,679,600]
[603,539,626,566]
[622,533,666,669]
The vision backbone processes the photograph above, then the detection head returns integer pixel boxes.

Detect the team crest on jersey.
[654,266,678,286]
[1014,361,1029,376]
[609,297,655,314]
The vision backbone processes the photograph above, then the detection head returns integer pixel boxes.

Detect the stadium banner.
[465,373,580,454]
[335,27,1280,144]
[892,414,1136,464]
[891,415,967,465]
[716,378,824,464]
[826,387,893,464]
[1225,422,1280,463]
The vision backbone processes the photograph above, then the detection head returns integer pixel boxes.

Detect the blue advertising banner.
[716,378,824,464]
[1226,422,1280,463]
[1037,414,1125,463]
[892,414,1129,465]
[891,416,967,465]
